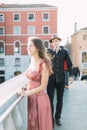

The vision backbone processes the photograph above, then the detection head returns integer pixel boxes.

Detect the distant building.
[0,4,58,83]
[71,27,87,74]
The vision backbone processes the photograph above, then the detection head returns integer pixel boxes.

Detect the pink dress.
[26,60,53,130]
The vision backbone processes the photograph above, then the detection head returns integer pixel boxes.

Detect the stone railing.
[0,73,28,130]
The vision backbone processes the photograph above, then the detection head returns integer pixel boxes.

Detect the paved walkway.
[54,81,87,130]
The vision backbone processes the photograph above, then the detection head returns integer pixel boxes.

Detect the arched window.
[82,52,87,63]
[14,41,20,53]
[44,40,49,48]
[0,42,4,53]
[14,71,21,76]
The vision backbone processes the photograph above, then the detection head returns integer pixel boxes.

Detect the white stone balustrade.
[0,73,28,130]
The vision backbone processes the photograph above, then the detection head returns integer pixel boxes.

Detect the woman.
[18,36,53,130]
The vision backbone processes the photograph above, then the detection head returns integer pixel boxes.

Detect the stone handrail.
[0,73,28,130]
[0,72,27,107]
[0,95,23,123]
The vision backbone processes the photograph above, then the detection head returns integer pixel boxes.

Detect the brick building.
[0,4,58,83]
[71,27,87,74]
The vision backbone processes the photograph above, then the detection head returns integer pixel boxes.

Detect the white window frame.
[44,40,49,48]
[42,26,50,34]
[14,40,21,54]
[83,34,87,40]
[28,13,35,21]
[0,27,5,35]
[82,51,87,63]
[0,14,4,22]
[15,58,21,66]
[28,26,35,35]
[13,26,20,35]
[13,13,20,22]
[0,41,4,53]
[42,12,50,21]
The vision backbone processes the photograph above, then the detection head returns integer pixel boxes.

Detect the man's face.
[51,38,60,49]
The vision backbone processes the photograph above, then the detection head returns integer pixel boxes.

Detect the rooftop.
[80,27,87,30]
[0,3,57,9]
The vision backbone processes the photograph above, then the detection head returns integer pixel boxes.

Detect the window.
[43,13,49,21]
[14,26,20,35]
[0,42,4,53]
[0,27,4,35]
[14,14,20,21]
[14,71,21,76]
[28,13,35,21]
[0,14,4,22]
[14,41,20,53]
[0,58,4,66]
[15,58,21,66]
[0,76,5,83]
[82,52,87,63]
[43,26,49,34]
[83,34,87,40]
[0,70,5,74]
[28,26,35,35]
[44,41,49,48]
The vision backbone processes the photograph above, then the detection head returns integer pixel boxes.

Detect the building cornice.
[0,4,58,11]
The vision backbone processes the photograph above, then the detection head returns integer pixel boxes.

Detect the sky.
[0,0,87,45]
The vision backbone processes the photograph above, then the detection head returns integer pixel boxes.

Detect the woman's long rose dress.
[26,59,53,130]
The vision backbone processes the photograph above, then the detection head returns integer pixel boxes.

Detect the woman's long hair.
[28,36,52,70]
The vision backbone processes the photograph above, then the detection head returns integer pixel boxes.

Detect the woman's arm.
[19,62,49,96]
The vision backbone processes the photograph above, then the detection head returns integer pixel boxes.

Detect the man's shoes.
[55,119,61,126]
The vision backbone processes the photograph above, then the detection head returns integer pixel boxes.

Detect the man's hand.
[69,77,74,84]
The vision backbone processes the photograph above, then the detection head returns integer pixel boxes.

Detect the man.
[72,65,80,81]
[47,35,73,126]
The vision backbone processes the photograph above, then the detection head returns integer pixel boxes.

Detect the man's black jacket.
[47,48,73,82]
[72,67,80,77]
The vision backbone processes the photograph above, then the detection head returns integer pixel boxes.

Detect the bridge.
[54,81,87,130]
[0,73,87,130]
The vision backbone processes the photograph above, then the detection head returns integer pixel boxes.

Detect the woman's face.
[27,41,38,56]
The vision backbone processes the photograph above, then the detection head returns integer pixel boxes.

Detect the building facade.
[71,27,87,74]
[0,4,58,83]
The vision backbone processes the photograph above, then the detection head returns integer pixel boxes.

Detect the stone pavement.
[54,81,87,130]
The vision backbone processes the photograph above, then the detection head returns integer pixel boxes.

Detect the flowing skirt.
[28,92,53,130]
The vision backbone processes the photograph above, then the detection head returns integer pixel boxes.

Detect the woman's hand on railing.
[17,88,26,96]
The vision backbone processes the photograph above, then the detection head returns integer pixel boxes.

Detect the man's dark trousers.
[47,77,65,121]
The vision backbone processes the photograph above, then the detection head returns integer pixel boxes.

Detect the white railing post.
[4,114,17,130]
[0,123,4,130]
[12,106,23,128]
[18,97,28,130]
